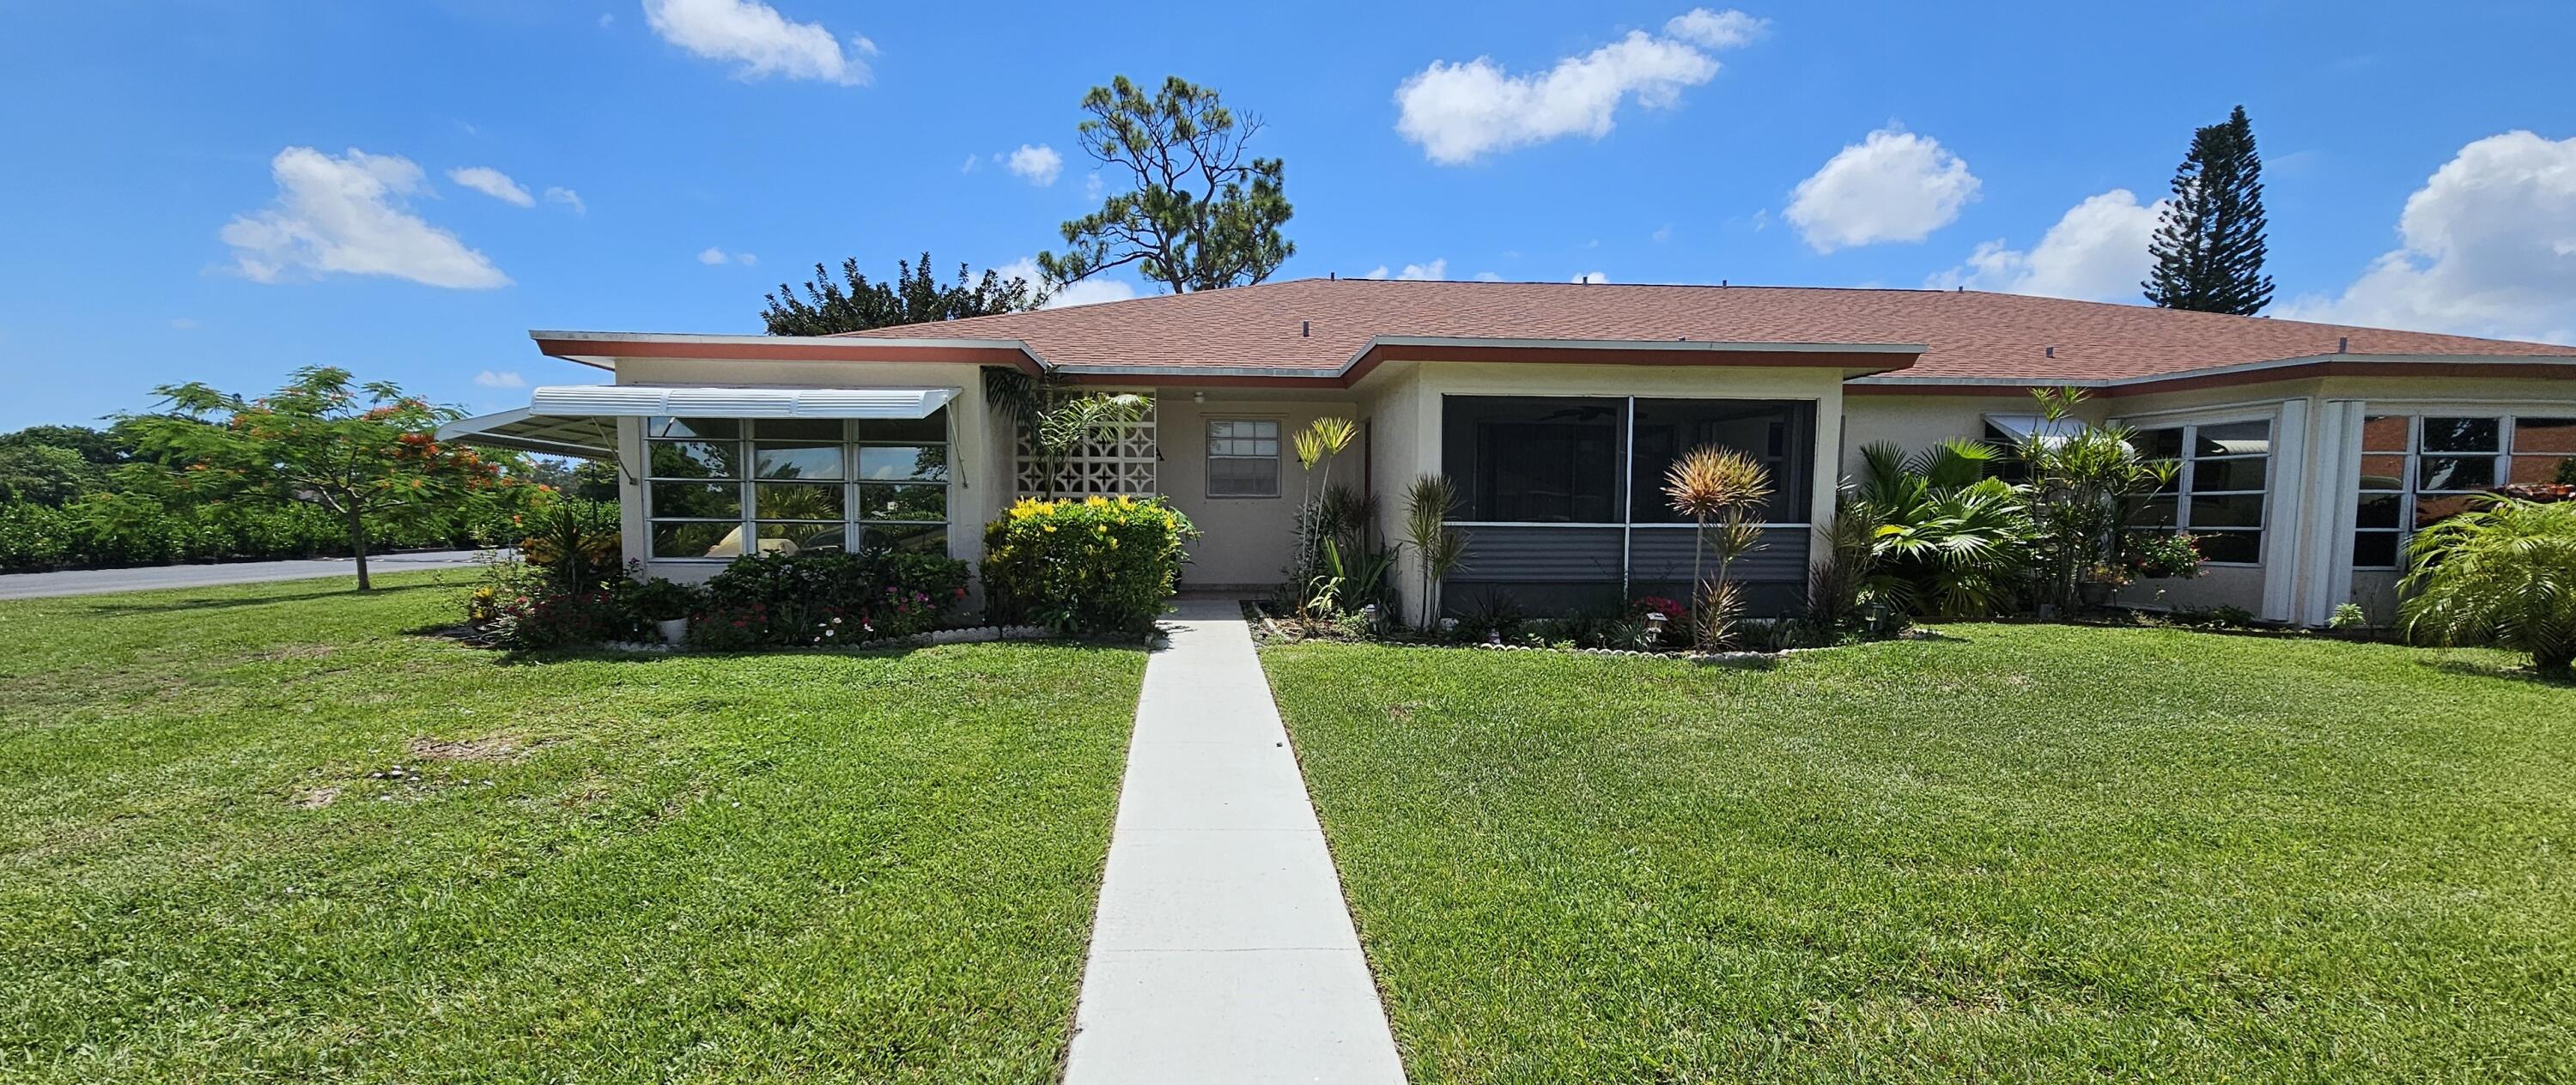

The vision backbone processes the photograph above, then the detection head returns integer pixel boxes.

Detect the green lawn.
[0,573,1145,1083]
[1264,627,2576,1082]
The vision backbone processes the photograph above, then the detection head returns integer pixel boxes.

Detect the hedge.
[981,495,1198,636]
[0,495,534,573]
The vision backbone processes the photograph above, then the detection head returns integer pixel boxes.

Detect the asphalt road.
[0,549,501,599]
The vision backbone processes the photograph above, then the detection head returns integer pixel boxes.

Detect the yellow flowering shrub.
[982,494,1199,634]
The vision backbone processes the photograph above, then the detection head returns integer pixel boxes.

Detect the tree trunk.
[346,506,372,591]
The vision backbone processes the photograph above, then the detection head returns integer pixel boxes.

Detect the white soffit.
[528,385,960,419]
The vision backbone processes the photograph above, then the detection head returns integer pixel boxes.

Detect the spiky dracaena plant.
[1664,446,1772,649]
[1286,417,1361,614]
[1402,473,1468,630]
[2400,497,2576,677]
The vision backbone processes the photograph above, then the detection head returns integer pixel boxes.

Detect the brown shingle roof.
[837,278,2573,381]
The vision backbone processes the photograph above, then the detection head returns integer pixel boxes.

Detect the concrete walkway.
[0,549,498,600]
[1065,599,1404,1084]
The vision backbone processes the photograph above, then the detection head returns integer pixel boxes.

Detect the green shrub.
[697,548,972,646]
[981,495,1198,636]
[0,493,540,573]
[486,585,638,651]
[2400,496,2576,676]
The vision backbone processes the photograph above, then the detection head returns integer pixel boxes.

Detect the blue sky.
[3,0,2573,431]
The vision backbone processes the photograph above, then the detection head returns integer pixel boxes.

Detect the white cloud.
[1787,126,1980,252]
[995,256,1139,309]
[1084,172,1103,201]
[1651,225,1673,243]
[474,370,527,389]
[1662,7,1765,47]
[1362,258,1449,281]
[169,318,198,330]
[1572,270,1608,283]
[641,0,872,85]
[2277,130,2576,342]
[1473,271,1504,282]
[544,186,586,214]
[222,147,510,289]
[1394,8,1765,165]
[447,166,534,207]
[959,155,979,173]
[598,12,616,27]
[1929,189,2165,301]
[1003,143,1063,186]
[697,246,756,265]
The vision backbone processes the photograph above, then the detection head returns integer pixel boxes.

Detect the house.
[441,279,2576,627]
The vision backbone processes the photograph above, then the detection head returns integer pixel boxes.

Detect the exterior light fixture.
[1644,610,1668,641]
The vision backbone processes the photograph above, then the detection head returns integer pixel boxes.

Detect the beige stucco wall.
[1153,393,1366,589]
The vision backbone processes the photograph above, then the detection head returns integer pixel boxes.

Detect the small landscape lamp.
[1485,629,1502,646]
[1644,610,1668,642]
[1862,599,1890,631]
[1358,603,1378,629]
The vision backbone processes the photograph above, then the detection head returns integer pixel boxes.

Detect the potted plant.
[2076,562,2129,607]
[628,578,702,645]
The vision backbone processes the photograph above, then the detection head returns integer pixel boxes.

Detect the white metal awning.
[437,408,620,459]
[528,384,959,419]
[438,385,962,461]
[1982,413,2086,446]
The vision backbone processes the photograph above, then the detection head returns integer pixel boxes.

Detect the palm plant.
[1664,446,1771,650]
[1401,473,1468,631]
[1285,417,1362,615]
[2010,388,2177,610]
[2400,497,2576,677]
[1855,439,2039,617]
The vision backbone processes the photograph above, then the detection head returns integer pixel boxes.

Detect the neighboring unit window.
[2352,414,2562,570]
[2134,419,2270,565]
[1206,419,1282,498]
[2511,416,2576,485]
[644,413,950,560]
[1442,397,1624,523]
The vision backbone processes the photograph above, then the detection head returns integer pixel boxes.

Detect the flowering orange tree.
[123,367,503,590]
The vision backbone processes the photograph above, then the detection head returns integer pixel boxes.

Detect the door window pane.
[647,416,738,440]
[754,443,843,480]
[859,482,947,522]
[650,482,739,520]
[2414,493,2485,529]
[649,440,740,479]
[2190,457,2267,492]
[2193,421,2272,458]
[2193,530,2263,564]
[2187,493,2265,529]
[860,414,947,443]
[2356,454,2407,491]
[755,522,848,555]
[2360,415,2409,452]
[2418,456,2495,492]
[2420,416,2500,453]
[2354,494,2401,530]
[865,523,947,554]
[755,482,843,520]
[858,446,949,482]
[653,521,741,560]
[2352,531,2400,568]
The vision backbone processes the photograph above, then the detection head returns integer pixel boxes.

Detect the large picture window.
[1440,396,1813,524]
[1443,397,1624,523]
[645,413,950,560]
[2352,414,2573,569]
[2133,419,2270,565]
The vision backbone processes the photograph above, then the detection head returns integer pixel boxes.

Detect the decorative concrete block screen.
[1014,393,1159,497]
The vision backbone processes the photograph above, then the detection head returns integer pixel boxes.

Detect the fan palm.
[2400,497,2576,677]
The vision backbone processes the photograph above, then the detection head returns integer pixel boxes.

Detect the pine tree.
[1039,76,1295,294]
[2142,106,2274,315]
[760,252,1041,335]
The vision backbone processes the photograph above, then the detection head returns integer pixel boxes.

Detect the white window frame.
[644,415,951,561]
[1205,417,1283,500]
[2350,412,2539,570]
[2132,417,2273,567]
